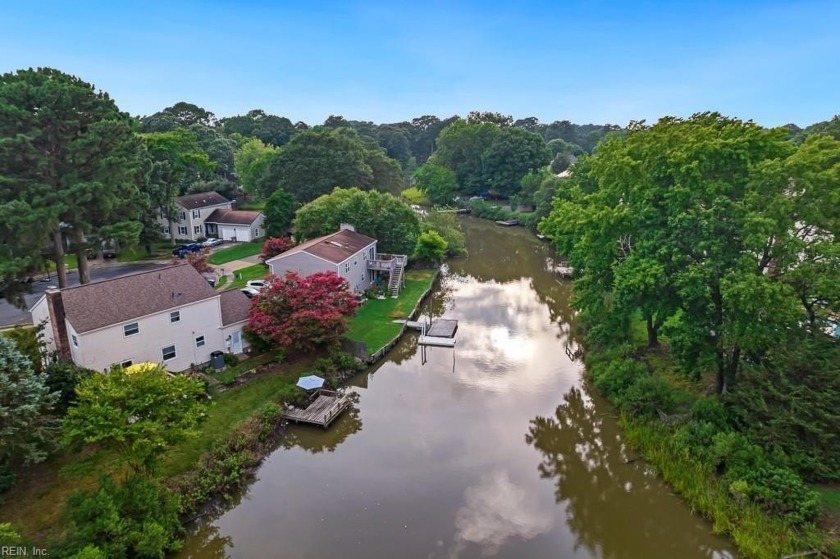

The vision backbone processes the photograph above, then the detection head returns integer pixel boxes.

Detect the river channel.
[177,217,736,559]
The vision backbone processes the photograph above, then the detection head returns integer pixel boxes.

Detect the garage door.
[221,226,237,241]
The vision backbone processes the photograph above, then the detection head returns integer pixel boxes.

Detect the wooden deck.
[426,319,458,338]
[282,390,350,428]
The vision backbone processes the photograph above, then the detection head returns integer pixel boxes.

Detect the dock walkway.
[282,390,349,428]
[426,319,458,338]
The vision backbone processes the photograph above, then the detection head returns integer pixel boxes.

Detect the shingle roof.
[219,289,251,326]
[177,191,230,210]
[270,229,377,265]
[61,264,218,333]
[204,209,263,226]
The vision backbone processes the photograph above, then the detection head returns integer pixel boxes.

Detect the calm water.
[177,217,736,559]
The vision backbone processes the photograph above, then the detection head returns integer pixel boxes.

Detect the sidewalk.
[211,255,262,286]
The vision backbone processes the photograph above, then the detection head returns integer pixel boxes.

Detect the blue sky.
[2,1,838,127]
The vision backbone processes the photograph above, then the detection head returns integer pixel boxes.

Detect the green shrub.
[737,465,822,526]
[56,475,183,558]
[223,353,238,367]
[620,373,683,418]
[590,357,647,400]
[691,397,731,431]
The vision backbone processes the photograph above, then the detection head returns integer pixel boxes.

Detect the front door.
[231,331,243,354]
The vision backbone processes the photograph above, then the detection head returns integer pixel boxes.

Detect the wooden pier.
[282,390,350,428]
[418,336,456,347]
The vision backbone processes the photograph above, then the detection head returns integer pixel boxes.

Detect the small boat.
[555,265,575,278]
[536,234,548,240]
[495,218,520,226]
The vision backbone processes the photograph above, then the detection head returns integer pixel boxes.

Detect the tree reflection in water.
[526,385,733,559]
[176,522,233,559]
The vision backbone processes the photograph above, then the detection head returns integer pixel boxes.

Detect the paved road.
[0,262,169,327]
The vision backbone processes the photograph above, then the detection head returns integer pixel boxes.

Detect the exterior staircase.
[389,257,405,297]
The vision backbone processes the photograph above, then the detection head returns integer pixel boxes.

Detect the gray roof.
[177,191,230,210]
[204,209,263,226]
[219,289,251,326]
[61,264,218,333]
[271,229,376,265]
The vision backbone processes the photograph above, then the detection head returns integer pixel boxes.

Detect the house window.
[71,334,79,348]
[120,359,133,368]
[123,322,140,337]
[195,335,205,348]
[194,225,201,235]
[254,227,260,238]
[353,256,357,266]
[170,311,180,324]
[192,209,200,219]
[177,226,188,236]
[160,209,167,219]
[369,247,374,260]
[162,344,177,361]
[179,211,186,221]
[344,262,350,273]
[361,273,365,282]
[164,227,170,234]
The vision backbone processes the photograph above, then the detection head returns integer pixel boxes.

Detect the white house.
[30,263,251,372]
[159,192,233,241]
[203,209,265,242]
[266,225,407,296]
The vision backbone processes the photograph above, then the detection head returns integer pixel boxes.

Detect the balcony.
[367,253,406,272]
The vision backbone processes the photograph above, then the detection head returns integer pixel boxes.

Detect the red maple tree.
[260,236,296,263]
[246,271,358,351]
[170,248,213,274]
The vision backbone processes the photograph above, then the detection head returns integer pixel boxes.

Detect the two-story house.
[159,192,233,241]
[265,225,407,296]
[203,209,265,242]
[30,263,251,372]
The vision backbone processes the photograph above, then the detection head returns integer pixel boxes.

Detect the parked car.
[240,287,261,299]
[203,237,224,247]
[245,279,269,291]
[172,243,203,257]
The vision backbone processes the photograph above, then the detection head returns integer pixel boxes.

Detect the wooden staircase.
[389,258,405,297]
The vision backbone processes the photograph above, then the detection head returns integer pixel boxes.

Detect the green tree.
[541,113,824,394]
[414,230,448,263]
[57,475,183,558]
[63,364,208,476]
[259,128,401,201]
[0,334,57,487]
[263,188,296,237]
[293,187,420,254]
[413,163,457,206]
[234,137,278,196]
[421,211,466,256]
[220,109,297,147]
[0,67,144,288]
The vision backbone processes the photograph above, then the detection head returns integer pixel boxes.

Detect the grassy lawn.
[214,274,228,289]
[162,357,312,476]
[209,352,279,384]
[820,486,840,513]
[225,263,268,290]
[117,242,173,263]
[208,241,263,265]
[345,269,437,352]
[238,200,266,211]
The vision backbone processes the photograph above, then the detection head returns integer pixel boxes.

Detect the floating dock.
[418,336,457,347]
[282,390,349,428]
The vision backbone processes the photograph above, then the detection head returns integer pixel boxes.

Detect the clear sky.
[2,1,838,128]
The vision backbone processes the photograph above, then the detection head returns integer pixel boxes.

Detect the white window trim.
[170,310,181,324]
[192,209,200,219]
[123,322,140,337]
[71,334,79,347]
[195,335,205,348]
[178,226,188,236]
[162,344,177,361]
[193,225,201,234]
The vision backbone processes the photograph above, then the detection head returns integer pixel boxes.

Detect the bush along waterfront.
[541,114,840,558]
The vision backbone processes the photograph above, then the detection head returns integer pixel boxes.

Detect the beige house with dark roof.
[30,263,251,372]
[204,209,265,242]
[159,191,233,241]
[266,225,407,296]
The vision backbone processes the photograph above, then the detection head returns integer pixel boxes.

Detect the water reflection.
[450,470,553,558]
[526,385,735,559]
[177,523,233,559]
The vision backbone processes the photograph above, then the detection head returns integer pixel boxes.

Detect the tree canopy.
[540,113,840,394]
[293,187,420,255]
[63,364,208,476]
[0,67,144,288]
[247,271,358,352]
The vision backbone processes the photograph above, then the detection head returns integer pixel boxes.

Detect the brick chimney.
[45,287,71,361]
